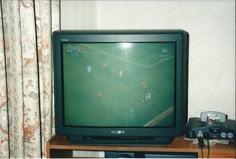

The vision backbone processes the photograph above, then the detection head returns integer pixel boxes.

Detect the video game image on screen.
[62,42,175,128]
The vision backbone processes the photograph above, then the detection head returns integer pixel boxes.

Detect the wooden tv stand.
[46,135,235,158]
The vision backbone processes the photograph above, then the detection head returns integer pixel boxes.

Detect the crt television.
[53,30,189,145]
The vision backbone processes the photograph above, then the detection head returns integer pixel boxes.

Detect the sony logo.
[111,130,126,135]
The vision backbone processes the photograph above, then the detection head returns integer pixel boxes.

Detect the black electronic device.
[53,30,189,145]
[186,111,235,140]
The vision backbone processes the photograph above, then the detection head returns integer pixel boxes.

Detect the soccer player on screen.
[97,92,102,100]
[140,81,148,88]
[97,92,103,109]
[87,65,92,73]
[146,93,151,100]
[119,70,123,77]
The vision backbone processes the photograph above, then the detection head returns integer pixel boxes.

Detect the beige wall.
[61,0,235,119]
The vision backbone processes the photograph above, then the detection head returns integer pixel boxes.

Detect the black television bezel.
[53,30,189,145]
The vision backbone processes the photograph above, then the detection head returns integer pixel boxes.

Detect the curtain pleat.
[0,0,9,157]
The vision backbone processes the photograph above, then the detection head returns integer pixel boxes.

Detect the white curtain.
[0,0,60,157]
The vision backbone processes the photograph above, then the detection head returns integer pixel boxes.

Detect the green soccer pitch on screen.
[63,42,175,127]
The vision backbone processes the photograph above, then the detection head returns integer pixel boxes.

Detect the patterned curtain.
[0,0,60,158]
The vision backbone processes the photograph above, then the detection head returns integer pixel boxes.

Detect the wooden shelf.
[46,135,235,158]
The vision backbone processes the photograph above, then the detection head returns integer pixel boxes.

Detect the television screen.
[53,30,189,145]
[63,42,175,127]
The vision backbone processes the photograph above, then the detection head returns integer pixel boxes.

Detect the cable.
[207,138,210,158]
[198,137,205,158]
[204,132,210,158]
